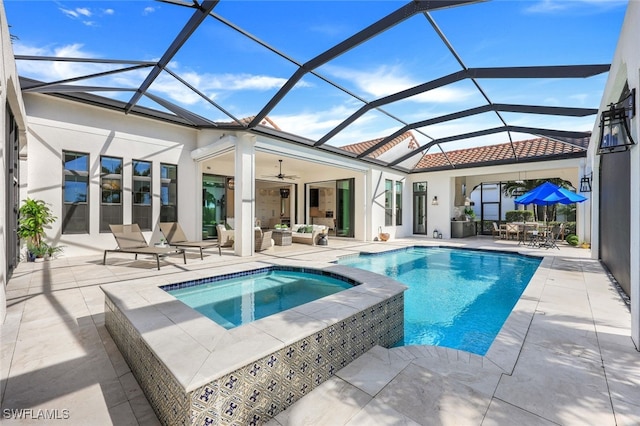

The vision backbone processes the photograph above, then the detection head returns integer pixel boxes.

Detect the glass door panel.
[336,178,354,237]
[202,174,227,239]
[413,182,428,234]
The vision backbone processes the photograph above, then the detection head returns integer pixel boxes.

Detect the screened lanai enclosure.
[9,0,618,172]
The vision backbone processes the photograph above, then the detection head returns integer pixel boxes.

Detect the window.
[62,151,89,234]
[160,163,177,223]
[100,156,123,232]
[384,179,393,226]
[132,160,152,231]
[395,181,402,226]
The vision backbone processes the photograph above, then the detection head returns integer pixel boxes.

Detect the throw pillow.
[225,222,233,230]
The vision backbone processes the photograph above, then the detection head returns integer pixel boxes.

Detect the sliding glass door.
[336,178,354,237]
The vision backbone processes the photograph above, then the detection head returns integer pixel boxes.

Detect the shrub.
[566,234,579,246]
[505,210,534,222]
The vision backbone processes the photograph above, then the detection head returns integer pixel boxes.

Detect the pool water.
[167,269,353,329]
[338,247,541,355]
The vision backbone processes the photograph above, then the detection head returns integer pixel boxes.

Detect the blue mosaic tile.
[160,265,359,293]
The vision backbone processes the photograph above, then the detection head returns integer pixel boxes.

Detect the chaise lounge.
[160,222,218,260]
[104,224,186,270]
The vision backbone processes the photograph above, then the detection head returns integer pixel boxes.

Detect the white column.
[234,135,256,257]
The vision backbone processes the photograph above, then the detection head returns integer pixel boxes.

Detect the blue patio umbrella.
[514,181,587,224]
[514,181,587,206]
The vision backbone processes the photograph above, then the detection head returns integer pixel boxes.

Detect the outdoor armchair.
[216,224,235,255]
[159,222,218,260]
[104,224,186,270]
[255,228,273,252]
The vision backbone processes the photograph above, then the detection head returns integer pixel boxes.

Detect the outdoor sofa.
[291,224,328,245]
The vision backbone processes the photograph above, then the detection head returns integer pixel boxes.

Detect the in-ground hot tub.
[165,267,357,329]
[103,263,406,425]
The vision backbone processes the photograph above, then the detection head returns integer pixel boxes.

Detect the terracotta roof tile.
[340,131,419,159]
[414,136,589,170]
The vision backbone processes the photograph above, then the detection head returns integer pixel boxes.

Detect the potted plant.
[17,198,59,261]
[463,207,476,220]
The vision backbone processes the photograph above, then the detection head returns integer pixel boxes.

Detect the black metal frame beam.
[124,0,219,113]
[317,64,608,147]
[357,103,597,158]
[248,0,483,128]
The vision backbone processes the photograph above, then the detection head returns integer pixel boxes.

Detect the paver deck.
[2,236,639,425]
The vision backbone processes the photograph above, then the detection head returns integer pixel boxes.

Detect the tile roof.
[413,136,589,171]
[340,131,420,159]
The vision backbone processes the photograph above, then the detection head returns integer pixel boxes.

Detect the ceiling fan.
[262,159,299,180]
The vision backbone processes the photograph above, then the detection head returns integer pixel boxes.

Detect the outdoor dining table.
[527,225,551,248]
[511,222,543,246]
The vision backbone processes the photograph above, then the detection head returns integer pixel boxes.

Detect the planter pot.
[379,233,390,242]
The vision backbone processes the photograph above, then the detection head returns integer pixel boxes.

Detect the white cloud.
[143,7,155,15]
[76,8,91,17]
[325,64,472,104]
[525,0,627,14]
[59,8,80,19]
[58,6,114,25]
[327,64,414,98]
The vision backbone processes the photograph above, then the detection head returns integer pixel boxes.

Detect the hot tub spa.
[103,263,406,425]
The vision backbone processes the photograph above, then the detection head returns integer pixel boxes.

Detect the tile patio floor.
[1,236,639,425]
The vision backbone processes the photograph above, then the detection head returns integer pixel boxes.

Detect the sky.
[3,0,629,159]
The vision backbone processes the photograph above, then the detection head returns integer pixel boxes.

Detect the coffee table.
[272,229,292,246]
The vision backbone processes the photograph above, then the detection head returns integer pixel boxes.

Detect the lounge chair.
[216,224,235,255]
[160,222,218,260]
[104,224,186,270]
[255,228,273,252]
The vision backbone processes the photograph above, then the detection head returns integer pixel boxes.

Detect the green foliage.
[26,241,49,258]
[566,234,579,246]
[18,198,62,259]
[505,210,534,222]
[463,207,475,218]
[18,198,56,248]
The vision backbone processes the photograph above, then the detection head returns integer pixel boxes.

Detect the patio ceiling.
[11,0,622,173]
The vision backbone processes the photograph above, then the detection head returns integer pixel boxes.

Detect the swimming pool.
[338,247,541,355]
[165,267,355,329]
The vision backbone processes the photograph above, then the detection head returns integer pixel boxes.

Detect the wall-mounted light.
[431,196,438,205]
[279,188,290,199]
[598,88,636,154]
[580,172,593,193]
[226,177,235,190]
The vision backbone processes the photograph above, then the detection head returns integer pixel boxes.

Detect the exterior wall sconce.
[579,172,592,193]
[431,196,438,205]
[598,88,636,154]
[279,188,290,199]
[226,178,235,190]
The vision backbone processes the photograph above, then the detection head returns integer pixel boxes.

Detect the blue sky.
[4,0,629,156]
